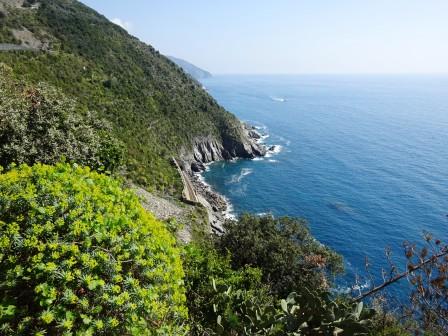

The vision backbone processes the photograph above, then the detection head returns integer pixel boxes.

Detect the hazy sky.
[81,0,448,74]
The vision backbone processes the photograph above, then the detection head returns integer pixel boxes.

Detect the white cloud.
[111,18,133,32]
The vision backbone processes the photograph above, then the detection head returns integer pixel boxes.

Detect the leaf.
[354,302,363,319]
[281,299,288,313]
[225,286,232,296]
[256,309,261,321]
[1,305,16,318]
[333,327,344,335]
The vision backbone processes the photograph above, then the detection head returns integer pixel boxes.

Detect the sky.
[81,0,448,74]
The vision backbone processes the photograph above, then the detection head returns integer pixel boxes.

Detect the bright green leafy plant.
[0,163,187,335]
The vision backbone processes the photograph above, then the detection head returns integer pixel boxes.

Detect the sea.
[200,74,448,301]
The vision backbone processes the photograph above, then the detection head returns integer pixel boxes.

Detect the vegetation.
[217,214,343,298]
[0,163,187,335]
[0,0,249,193]
[0,65,123,172]
[1,1,446,335]
[358,235,448,336]
[183,216,377,335]
[184,242,274,335]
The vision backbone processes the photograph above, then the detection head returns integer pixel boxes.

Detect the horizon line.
[208,72,448,76]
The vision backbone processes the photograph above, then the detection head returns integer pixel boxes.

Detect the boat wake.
[270,96,286,102]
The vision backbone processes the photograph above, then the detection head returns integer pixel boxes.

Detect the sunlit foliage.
[0,163,187,335]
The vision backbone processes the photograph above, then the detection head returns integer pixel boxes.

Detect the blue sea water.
[200,75,448,300]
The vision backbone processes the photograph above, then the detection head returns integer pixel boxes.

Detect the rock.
[179,123,267,175]
[176,122,266,232]
[191,161,205,172]
[248,129,262,140]
[268,145,276,152]
[133,186,193,243]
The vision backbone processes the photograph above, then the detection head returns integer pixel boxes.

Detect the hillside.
[168,56,212,80]
[0,0,263,193]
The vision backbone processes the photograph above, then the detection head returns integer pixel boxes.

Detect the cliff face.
[180,124,266,173]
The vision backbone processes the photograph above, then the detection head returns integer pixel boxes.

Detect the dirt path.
[134,186,193,243]
[172,158,199,204]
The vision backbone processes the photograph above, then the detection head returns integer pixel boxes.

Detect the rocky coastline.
[179,122,267,233]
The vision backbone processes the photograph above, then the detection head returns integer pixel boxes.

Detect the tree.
[216,214,343,298]
[353,234,448,335]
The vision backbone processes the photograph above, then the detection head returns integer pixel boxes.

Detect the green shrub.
[0,163,187,335]
[183,242,275,335]
[184,240,373,335]
[217,214,344,298]
[0,65,124,173]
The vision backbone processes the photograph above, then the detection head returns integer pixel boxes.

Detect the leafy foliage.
[0,163,187,335]
[184,236,374,335]
[367,298,413,336]
[0,65,123,172]
[183,242,275,335]
[279,290,374,335]
[217,214,344,298]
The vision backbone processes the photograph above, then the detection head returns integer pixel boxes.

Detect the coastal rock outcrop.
[177,122,266,233]
[180,122,266,174]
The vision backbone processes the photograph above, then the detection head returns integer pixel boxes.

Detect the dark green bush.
[217,214,344,298]
[0,163,187,335]
[183,242,275,335]
[0,65,124,172]
[184,238,374,335]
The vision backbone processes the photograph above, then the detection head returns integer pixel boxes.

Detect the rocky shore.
[190,174,228,233]
[180,122,267,174]
[179,123,267,233]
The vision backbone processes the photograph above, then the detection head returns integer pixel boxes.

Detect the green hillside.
[0,0,252,193]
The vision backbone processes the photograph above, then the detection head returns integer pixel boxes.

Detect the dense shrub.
[217,214,344,298]
[184,239,374,335]
[0,163,187,335]
[183,242,275,335]
[0,65,124,172]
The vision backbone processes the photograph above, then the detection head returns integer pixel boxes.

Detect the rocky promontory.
[180,122,266,174]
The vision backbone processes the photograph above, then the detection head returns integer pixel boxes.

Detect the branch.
[352,247,448,302]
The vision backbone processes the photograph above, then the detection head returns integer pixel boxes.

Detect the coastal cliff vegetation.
[0,0,262,193]
[0,0,447,335]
